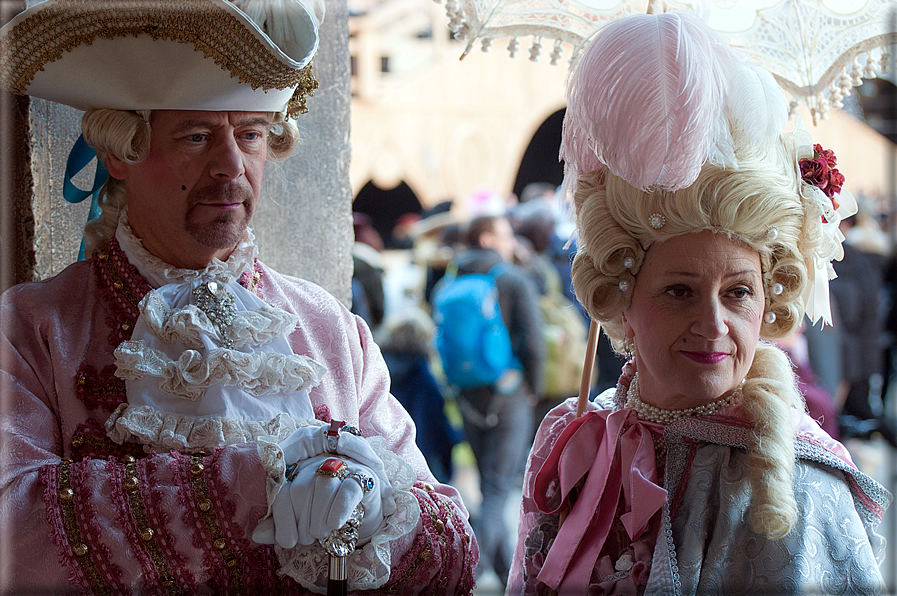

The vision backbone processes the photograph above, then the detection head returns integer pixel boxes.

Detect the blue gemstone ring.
[346,471,375,495]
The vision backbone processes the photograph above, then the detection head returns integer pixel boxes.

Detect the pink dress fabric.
[0,237,477,594]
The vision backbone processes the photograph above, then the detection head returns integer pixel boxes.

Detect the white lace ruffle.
[106,403,318,454]
[272,435,421,592]
[115,340,326,401]
[141,289,300,349]
[116,207,258,287]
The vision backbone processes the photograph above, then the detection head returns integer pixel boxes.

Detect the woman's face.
[622,231,764,409]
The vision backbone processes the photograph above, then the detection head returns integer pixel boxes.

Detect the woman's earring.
[622,336,635,359]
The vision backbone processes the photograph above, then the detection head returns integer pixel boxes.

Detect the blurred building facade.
[348,1,896,217]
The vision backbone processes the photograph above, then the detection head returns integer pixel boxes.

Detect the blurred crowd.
[351,183,897,588]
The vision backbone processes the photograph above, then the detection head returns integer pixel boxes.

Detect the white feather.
[724,54,788,158]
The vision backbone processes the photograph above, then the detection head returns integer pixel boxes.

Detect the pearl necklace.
[625,373,742,425]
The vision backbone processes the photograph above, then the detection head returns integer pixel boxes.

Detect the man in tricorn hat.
[0,1,477,593]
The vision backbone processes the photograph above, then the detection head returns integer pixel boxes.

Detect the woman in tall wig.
[508,11,890,595]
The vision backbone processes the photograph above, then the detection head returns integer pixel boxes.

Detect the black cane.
[328,553,348,596]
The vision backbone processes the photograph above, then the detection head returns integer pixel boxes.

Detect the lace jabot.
[107,209,325,453]
[114,206,258,288]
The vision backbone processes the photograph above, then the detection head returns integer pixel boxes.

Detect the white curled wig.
[81,109,300,257]
[564,11,854,541]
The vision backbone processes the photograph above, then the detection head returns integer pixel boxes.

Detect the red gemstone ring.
[316,458,348,479]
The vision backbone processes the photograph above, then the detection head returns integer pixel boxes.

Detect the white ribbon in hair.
[791,117,857,327]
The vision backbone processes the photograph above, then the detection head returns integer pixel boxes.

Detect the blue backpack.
[432,264,521,389]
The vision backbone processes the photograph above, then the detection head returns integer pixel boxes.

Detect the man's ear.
[104,153,128,181]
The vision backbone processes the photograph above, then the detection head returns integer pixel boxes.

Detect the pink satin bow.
[533,408,667,591]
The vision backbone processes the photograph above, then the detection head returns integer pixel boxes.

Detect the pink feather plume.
[561,12,732,193]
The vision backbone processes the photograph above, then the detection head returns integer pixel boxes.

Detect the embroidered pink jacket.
[0,238,477,594]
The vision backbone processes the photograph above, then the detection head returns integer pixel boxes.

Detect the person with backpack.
[433,214,544,589]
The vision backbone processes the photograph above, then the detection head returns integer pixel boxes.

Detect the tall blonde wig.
[80,108,300,257]
[570,140,825,539]
[563,12,853,542]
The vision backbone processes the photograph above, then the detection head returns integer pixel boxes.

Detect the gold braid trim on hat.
[286,62,318,118]
[0,0,317,114]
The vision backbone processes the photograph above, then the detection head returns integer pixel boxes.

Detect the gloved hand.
[276,423,393,504]
[253,454,383,549]
[252,423,393,549]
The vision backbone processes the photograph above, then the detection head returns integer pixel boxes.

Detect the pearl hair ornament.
[623,256,635,268]
[648,214,666,229]
[625,373,743,425]
[764,312,777,324]
[619,280,630,292]
[772,283,784,295]
[766,226,779,241]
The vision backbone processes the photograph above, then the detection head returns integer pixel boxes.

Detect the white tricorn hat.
[0,0,322,117]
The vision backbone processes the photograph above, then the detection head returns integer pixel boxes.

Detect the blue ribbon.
[63,134,109,260]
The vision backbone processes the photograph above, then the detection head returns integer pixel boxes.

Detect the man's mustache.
[187,183,253,206]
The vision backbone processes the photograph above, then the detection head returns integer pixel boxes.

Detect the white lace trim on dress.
[106,403,318,454]
[114,340,326,401]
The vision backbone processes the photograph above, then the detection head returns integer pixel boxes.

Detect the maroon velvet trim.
[77,237,152,411]
[432,491,477,594]
[143,455,196,590]
[39,464,90,589]
[378,485,444,594]
[70,459,126,589]
[91,238,150,347]
[75,363,126,411]
[426,490,457,594]
[106,457,160,585]
[169,450,230,592]
[69,418,145,461]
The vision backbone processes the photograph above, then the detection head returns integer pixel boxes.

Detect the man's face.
[484,217,517,262]
[107,110,271,269]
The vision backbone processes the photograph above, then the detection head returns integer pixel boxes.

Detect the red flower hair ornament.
[799,143,845,211]
[790,116,857,327]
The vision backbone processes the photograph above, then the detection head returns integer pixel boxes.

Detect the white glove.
[277,424,393,504]
[254,454,383,549]
[252,424,393,548]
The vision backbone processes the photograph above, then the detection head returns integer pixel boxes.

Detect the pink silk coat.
[0,238,477,594]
